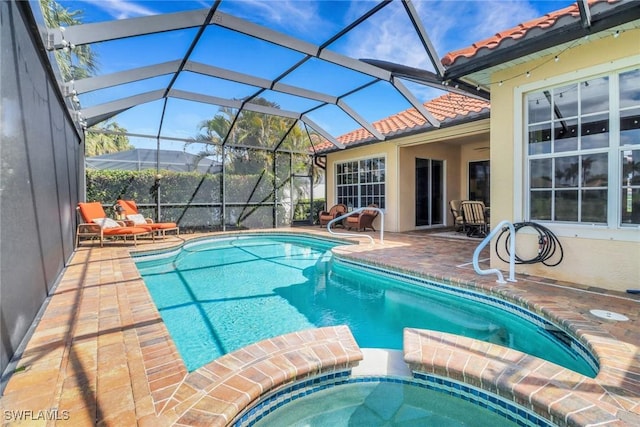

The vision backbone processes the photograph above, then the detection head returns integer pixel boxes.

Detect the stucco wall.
[326,142,398,231]
[326,120,490,232]
[489,28,640,290]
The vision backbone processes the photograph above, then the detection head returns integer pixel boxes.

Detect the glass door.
[468,160,490,206]
[415,158,444,227]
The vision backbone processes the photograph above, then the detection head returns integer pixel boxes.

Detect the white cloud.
[227,0,325,36]
[337,0,557,70]
[469,1,540,41]
[341,3,433,70]
[84,0,158,20]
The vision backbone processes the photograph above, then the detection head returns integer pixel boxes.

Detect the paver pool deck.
[1,228,638,426]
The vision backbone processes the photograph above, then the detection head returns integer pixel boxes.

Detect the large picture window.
[526,68,640,226]
[336,157,385,209]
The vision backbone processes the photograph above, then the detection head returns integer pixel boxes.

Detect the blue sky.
[57,0,576,145]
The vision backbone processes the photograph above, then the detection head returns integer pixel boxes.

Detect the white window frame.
[514,55,640,242]
[335,155,386,210]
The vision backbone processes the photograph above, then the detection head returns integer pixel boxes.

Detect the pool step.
[315,250,333,274]
[352,348,411,377]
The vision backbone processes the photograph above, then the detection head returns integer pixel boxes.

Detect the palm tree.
[85,121,133,157]
[39,0,98,81]
[185,106,241,171]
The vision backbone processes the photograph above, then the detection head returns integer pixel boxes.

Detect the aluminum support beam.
[213,11,391,81]
[301,116,345,149]
[184,61,337,104]
[69,61,182,94]
[271,82,337,105]
[361,59,490,100]
[577,0,592,29]
[184,61,272,89]
[212,11,318,55]
[169,90,342,149]
[169,89,300,119]
[401,0,445,77]
[391,77,440,127]
[317,50,391,80]
[242,104,300,121]
[48,9,211,47]
[337,99,385,140]
[81,89,165,124]
[168,89,242,110]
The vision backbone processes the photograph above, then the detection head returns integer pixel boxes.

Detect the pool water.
[249,379,536,427]
[134,235,596,376]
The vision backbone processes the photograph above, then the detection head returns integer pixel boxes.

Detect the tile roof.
[314,93,490,153]
[441,0,614,67]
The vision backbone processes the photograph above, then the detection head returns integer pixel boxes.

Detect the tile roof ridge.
[332,93,490,147]
[441,0,610,67]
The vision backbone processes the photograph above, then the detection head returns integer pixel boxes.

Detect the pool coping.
[156,326,362,426]
[1,229,638,426]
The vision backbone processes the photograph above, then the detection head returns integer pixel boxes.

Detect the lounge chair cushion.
[102,226,150,236]
[93,217,121,229]
[150,223,178,230]
[127,214,147,225]
[118,199,178,231]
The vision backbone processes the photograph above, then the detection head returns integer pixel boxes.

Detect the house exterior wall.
[490,28,640,291]
[325,120,490,232]
[325,142,398,231]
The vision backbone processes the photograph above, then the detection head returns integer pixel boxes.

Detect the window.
[336,157,385,209]
[526,68,640,226]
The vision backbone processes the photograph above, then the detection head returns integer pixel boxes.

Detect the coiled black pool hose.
[494,222,564,267]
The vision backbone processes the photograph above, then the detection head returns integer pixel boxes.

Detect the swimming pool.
[133,233,597,376]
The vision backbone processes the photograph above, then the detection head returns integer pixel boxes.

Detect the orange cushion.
[78,202,107,222]
[103,226,149,236]
[117,200,138,216]
[148,222,177,230]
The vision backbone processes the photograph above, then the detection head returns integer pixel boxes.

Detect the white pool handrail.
[472,220,517,284]
[327,207,384,244]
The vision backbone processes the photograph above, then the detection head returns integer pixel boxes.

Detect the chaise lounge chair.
[318,203,347,228]
[116,199,179,238]
[345,204,379,232]
[76,202,154,247]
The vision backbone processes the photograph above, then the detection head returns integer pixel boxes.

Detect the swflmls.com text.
[4,409,70,421]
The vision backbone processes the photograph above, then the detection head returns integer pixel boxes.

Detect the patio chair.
[449,200,464,232]
[318,203,347,227]
[76,202,154,247]
[461,201,488,237]
[116,199,179,238]
[345,204,379,232]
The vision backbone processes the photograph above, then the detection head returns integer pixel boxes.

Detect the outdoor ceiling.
[41,0,489,155]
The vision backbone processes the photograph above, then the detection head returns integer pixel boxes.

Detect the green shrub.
[86,169,280,229]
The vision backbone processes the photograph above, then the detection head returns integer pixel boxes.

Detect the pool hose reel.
[495,222,564,267]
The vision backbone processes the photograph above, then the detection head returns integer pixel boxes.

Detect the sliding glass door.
[415,158,444,227]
